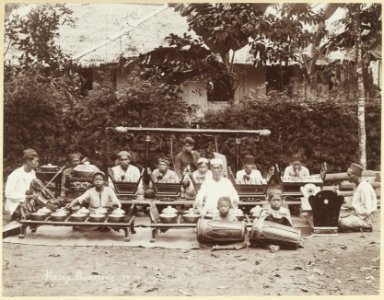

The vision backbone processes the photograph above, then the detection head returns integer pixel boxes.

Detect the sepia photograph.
[2,1,382,297]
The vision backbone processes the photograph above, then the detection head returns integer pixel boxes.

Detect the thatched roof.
[5,3,195,67]
[69,4,196,67]
[5,3,377,68]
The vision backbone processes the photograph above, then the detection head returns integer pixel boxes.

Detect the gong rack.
[18,207,136,242]
[110,126,272,202]
[147,201,264,242]
[108,126,328,216]
[109,126,271,173]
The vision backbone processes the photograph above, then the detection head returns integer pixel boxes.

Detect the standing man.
[339,163,377,230]
[174,137,200,177]
[194,158,239,214]
[5,148,40,220]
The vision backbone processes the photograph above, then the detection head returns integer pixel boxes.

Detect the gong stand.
[19,214,136,242]
[147,202,196,243]
[109,127,271,211]
[109,127,271,174]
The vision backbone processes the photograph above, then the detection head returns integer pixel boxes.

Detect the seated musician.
[194,158,239,214]
[212,196,237,221]
[262,189,292,226]
[254,189,294,252]
[174,137,200,178]
[109,151,141,183]
[149,157,180,184]
[5,148,40,220]
[191,157,212,184]
[67,171,121,212]
[338,163,377,231]
[283,155,310,179]
[236,155,265,185]
[182,157,212,196]
[61,152,82,197]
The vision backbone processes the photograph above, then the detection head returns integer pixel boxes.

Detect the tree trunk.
[351,4,367,168]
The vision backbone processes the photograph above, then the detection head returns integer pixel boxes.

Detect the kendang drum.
[249,218,301,249]
[196,219,246,244]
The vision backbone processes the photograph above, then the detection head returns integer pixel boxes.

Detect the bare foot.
[268,244,280,253]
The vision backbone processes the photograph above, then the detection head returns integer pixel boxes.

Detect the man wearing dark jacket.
[174,137,200,177]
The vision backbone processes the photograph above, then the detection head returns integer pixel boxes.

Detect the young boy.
[263,189,292,226]
[67,171,121,212]
[212,196,238,221]
[254,189,294,252]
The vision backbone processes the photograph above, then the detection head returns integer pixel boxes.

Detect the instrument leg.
[123,228,130,242]
[150,229,157,243]
[18,225,27,239]
[130,219,136,234]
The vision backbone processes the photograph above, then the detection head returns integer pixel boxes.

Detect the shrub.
[203,92,381,174]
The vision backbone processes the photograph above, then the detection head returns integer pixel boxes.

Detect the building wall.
[92,64,117,89]
[233,64,266,102]
[106,63,267,119]
[181,64,267,118]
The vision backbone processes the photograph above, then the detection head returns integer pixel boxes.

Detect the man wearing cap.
[194,158,239,214]
[109,151,141,190]
[205,143,228,177]
[150,157,180,184]
[191,157,212,184]
[283,156,310,179]
[174,137,200,177]
[339,163,377,230]
[61,152,82,197]
[236,155,265,185]
[5,148,39,220]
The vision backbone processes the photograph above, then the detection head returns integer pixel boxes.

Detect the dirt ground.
[2,214,381,297]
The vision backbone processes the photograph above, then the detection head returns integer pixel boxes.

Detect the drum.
[249,219,301,249]
[196,219,246,243]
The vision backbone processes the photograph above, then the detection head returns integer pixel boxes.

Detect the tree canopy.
[174,3,325,66]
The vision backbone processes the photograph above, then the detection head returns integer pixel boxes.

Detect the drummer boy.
[67,171,121,212]
[252,189,295,252]
[263,189,292,226]
[212,197,237,221]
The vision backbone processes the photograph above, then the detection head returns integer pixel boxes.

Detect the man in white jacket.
[5,148,39,220]
[194,158,239,214]
[339,163,377,230]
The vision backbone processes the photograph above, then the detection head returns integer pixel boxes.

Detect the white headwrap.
[210,158,223,166]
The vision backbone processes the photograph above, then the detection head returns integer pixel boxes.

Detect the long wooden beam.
[110,127,271,136]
